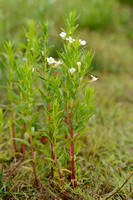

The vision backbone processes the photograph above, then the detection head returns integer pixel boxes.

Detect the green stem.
[10,100,17,155]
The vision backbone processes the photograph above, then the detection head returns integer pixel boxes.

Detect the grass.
[83,31,133,73]
[118,0,133,5]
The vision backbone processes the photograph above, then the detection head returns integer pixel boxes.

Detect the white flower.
[46,57,55,65]
[59,32,66,39]
[56,60,62,65]
[30,47,34,51]
[70,68,76,75]
[66,37,75,44]
[90,75,98,82]
[53,60,62,68]
[77,62,81,72]
[81,40,86,45]
[79,39,86,45]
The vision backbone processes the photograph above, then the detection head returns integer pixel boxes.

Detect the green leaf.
[38,88,48,110]
[13,138,30,146]
[30,112,41,125]
[22,159,34,165]
[45,157,55,163]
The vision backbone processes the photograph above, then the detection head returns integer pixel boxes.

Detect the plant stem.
[66,101,76,188]
[21,120,26,155]
[3,92,26,176]
[44,59,54,181]
[70,100,75,117]
[10,101,17,155]
[48,103,54,181]
[50,130,54,180]
[29,115,39,188]
[29,134,39,188]
[54,132,68,200]
[65,116,68,139]
[64,115,71,182]
[3,121,26,176]
[69,117,76,188]
[20,93,25,154]
[105,171,133,200]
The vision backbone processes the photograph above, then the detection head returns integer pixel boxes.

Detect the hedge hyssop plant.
[38,11,97,191]
[3,11,97,198]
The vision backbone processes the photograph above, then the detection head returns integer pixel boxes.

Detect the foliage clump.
[0,11,98,199]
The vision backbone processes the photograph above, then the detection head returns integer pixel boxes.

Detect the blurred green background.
[0,0,133,78]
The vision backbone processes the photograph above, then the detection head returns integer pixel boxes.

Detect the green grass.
[118,0,133,5]
[84,31,133,73]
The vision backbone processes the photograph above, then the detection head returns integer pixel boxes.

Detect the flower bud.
[77,62,81,72]
[42,51,45,56]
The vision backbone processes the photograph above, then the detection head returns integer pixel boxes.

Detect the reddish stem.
[69,118,76,188]
[65,116,68,139]
[105,171,133,200]
[21,120,26,154]
[29,134,39,188]
[48,103,54,181]
[55,152,68,200]
[54,132,68,200]
[10,101,17,154]
[64,115,71,182]
[3,122,26,176]
[70,100,75,118]
[50,135,54,180]
[66,102,76,188]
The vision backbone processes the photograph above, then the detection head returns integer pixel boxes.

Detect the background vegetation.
[0,0,133,199]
